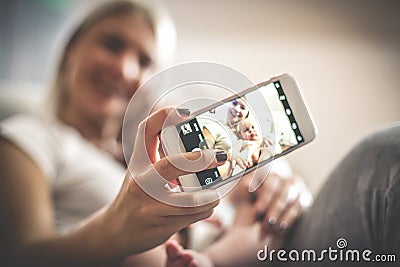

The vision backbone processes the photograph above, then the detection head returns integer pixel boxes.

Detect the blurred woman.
[0,1,311,266]
[0,1,226,266]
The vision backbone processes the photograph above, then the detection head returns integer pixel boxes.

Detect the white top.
[0,114,125,233]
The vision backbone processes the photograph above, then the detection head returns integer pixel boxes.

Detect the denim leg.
[274,124,400,266]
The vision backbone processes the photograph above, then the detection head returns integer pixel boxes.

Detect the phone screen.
[176,80,304,187]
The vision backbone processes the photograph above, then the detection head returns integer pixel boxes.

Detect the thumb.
[129,107,190,174]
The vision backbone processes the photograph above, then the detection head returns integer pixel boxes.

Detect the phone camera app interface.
[177,118,222,186]
[177,80,304,187]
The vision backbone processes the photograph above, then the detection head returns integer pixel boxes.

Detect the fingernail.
[177,108,190,117]
[216,151,227,162]
[268,217,276,228]
[279,221,287,232]
[256,211,266,222]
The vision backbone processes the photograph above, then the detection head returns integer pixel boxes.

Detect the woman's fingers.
[131,107,190,169]
[131,149,227,203]
[275,182,312,232]
[264,180,292,226]
[258,179,294,236]
[253,174,280,214]
[160,209,215,231]
[159,190,220,216]
[154,150,226,181]
[129,148,225,207]
[164,209,217,227]
[275,195,302,232]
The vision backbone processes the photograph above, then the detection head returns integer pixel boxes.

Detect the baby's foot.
[165,240,213,267]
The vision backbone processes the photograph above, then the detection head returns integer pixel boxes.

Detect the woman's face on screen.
[64,13,155,119]
[227,98,249,125]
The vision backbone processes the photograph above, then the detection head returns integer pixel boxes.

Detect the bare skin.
[0,8,312,267]
[163,170,311,267]
[0,107,227,266]
[0,10,225,265]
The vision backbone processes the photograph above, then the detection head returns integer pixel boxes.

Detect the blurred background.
[0,0,399,194]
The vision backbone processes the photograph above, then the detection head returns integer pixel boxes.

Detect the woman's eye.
[232,100,238,106]
[103,36,124,54]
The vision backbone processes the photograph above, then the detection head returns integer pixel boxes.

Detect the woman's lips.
[230,109,241,118]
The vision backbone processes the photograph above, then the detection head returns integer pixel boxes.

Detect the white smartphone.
[161,74,317,191]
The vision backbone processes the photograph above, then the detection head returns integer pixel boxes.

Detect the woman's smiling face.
[64,13,155,119]
[227,98,249,125]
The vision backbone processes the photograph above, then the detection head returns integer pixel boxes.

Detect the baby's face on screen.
[239,119,259,141]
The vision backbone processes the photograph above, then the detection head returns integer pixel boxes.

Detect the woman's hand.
[97,108,225,259]
[203,201,282,267]
[252,172,312,238]
[227,162,313,238]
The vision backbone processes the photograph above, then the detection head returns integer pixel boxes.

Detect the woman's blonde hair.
[51,0,156,114]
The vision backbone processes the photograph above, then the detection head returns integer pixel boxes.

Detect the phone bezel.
[161,73,317,191]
